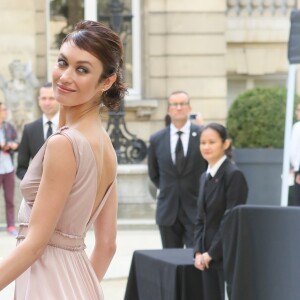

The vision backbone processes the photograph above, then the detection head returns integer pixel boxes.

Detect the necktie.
[175,131,185,173]
[206,172,212,182]
[46,121,53,139]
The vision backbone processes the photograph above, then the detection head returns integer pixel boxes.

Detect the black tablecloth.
[222,205,300,300]
[124,249,203,300]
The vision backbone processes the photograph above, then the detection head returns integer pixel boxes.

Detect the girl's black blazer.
[193,158,248,267]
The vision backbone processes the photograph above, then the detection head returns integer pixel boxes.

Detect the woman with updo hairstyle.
[61,20,127,112]
[0,20,126,299]
[193,123,248,300]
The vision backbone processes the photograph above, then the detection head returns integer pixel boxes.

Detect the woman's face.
[200,128,229,166]
[52,41,104,107]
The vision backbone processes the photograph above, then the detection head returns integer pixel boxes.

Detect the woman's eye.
[57,59,66,67]
[77,67,88,74]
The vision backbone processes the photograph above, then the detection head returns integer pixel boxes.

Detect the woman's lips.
[57,84,76,93]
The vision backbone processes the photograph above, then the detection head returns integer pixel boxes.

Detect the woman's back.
[80,124,117,219]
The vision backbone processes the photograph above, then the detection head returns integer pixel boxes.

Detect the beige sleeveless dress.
[14,127,116,300]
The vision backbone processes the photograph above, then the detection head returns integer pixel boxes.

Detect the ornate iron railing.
[99,0,147,164]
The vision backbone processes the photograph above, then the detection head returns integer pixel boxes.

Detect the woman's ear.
[102,74,117,92]
[224,138,231,150]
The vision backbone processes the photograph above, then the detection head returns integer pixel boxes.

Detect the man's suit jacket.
[148,123,207,226]
[16,117,45,180]
[193,158,248,267]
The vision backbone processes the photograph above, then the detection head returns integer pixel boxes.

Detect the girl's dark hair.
[62,20,127,110]
[202,123,233,159]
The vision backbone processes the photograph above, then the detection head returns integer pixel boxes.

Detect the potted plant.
[227,87,300,205]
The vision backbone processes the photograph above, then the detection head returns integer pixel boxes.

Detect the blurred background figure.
[290,103,300,206]
[164,114,171,127]
[296,103,300,121]
[0,103,19,236]
[17,82,59,180]
[190,112,205,126]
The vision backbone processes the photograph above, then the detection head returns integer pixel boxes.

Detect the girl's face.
[52,41,106,107]
[200,128,230,166]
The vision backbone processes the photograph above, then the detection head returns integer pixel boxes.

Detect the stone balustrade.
[227,0,297,16]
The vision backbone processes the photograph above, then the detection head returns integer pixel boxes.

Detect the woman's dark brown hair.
[62,20,127,110]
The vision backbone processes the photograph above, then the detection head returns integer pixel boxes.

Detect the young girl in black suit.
[194,123,248,300]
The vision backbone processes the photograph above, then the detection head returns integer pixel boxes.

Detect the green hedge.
[227,87,300,148]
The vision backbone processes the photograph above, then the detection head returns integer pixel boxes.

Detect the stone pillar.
[34,0,48,82]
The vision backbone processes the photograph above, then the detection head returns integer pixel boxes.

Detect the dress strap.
[55,126,69,135]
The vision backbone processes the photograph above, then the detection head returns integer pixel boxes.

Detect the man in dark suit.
[148,91,207,248]
[16,82,59,179]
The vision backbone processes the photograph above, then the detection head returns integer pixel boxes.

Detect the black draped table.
[222,205,300,300]
[124,248,203,300]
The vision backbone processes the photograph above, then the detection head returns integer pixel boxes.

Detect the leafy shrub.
[227,87,300,148]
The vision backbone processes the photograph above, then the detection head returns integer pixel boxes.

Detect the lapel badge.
[192,131,197,137]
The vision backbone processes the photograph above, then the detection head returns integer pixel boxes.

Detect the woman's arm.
[90,181,118,281]
[193,175,206,256]
[194,213,205,255]
[194,192,208,270]
[0,134,76,290]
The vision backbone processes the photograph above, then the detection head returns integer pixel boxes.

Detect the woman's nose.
[59,68,73,83]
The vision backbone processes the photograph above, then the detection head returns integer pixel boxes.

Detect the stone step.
[117,218,156,230]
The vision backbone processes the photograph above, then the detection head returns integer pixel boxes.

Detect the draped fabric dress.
[14,127,115,300]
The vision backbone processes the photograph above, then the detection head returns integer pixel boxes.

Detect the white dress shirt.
[170,120,191,164]
[207,155,227,178]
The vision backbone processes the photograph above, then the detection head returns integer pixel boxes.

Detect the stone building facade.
[0,0,299,223]
[0,0,298,138]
